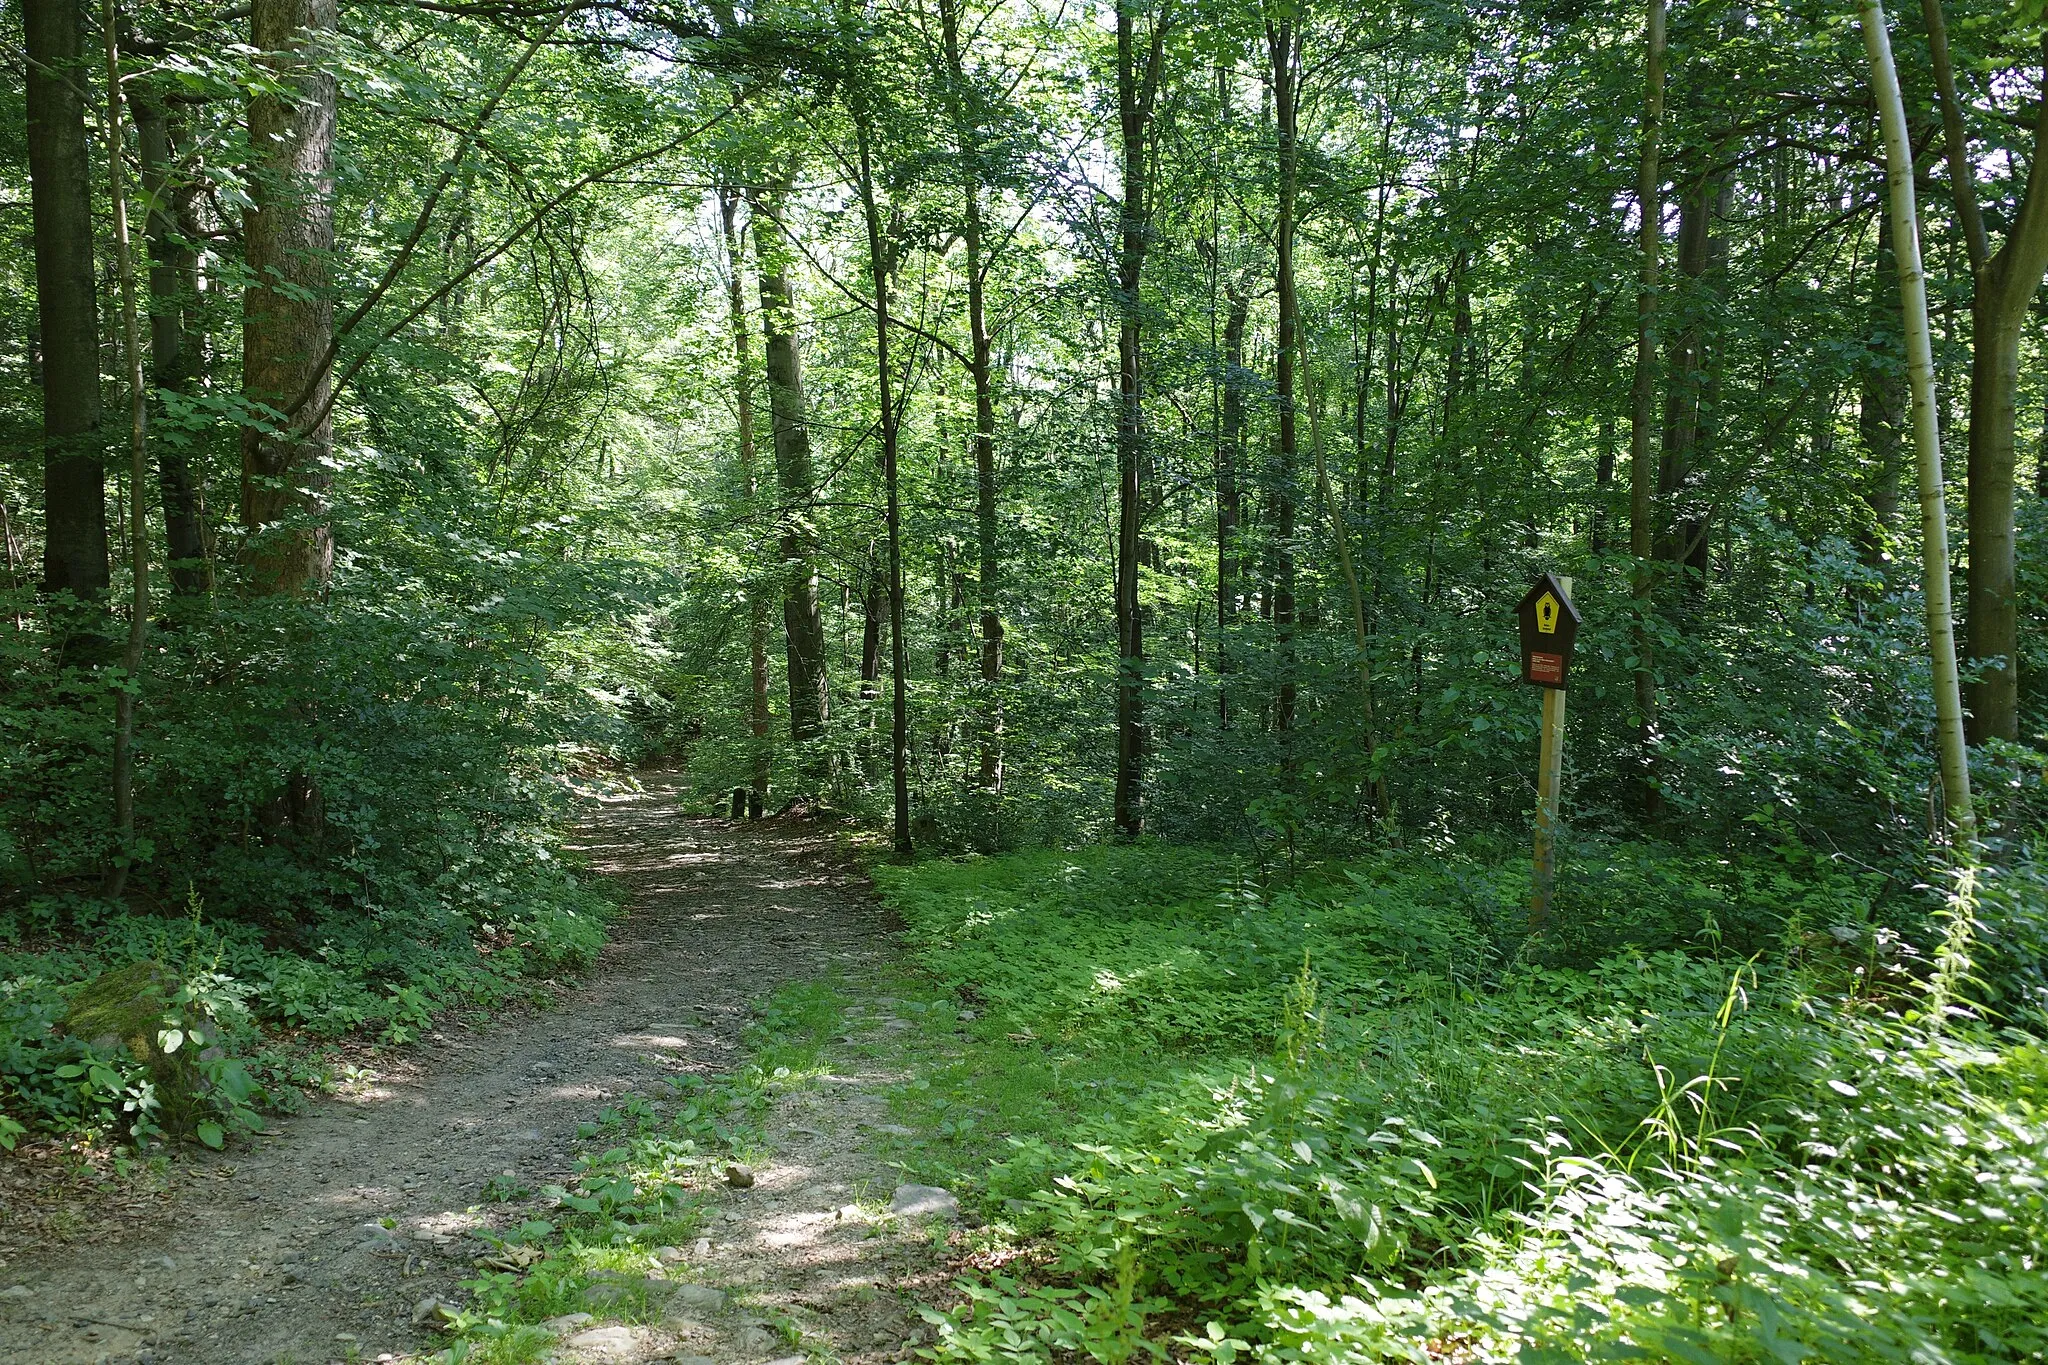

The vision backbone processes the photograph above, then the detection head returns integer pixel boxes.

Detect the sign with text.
[1515,572,1581,691]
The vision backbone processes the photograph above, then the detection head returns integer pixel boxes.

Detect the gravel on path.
[0,773,941,1365]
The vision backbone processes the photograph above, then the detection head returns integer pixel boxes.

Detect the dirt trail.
[0,773,942,1365]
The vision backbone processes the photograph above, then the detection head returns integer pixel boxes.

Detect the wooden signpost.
[1515,573,1580,931]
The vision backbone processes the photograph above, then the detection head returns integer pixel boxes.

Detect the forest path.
[0,773,939,1365]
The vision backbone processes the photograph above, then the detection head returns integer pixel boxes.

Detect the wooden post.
[1529,575,1572,932]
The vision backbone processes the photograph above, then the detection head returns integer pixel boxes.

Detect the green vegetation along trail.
[0,775,944,1364]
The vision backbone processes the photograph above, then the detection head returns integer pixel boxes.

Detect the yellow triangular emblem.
[1536,593,1558,634]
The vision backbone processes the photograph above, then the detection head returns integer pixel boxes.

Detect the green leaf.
[196,1122,225,1149]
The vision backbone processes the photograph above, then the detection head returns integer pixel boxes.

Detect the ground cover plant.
[440,983,842,1363]
[3,0,2048,1358]
[865,844,2048,1365]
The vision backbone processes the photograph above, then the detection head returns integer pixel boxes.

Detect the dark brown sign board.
[1515,572,1581,690]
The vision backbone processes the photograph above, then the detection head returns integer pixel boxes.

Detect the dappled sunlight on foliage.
[878,845,2048,1364]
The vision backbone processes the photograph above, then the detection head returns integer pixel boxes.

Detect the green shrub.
[880,843,2048,1365]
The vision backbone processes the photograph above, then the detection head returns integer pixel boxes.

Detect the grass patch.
[865,842,2048,1365]
[441,984,846,1363]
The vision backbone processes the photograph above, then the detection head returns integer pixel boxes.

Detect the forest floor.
[0,773,959,1365]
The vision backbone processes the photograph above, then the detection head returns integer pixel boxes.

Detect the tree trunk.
[1920,4,2048,743]
[1659,172,1718,582]
[238,0,337,844]
[852,107,912,855]
[750,186,832,754]
[1269,18,1300,748]
[1860,0,1975,841]
[1112,0,1168,839]
[1965,302,2032,743]
[23,0,109,608]
[1859,214,1905,567]
[1217,285,1249,729]
[1308,373,1389,819]
[241,0,337,597]
[2037,387,2047,499]
[2037,386,2047,499]
[859,545,882,705]
[102,0,151,897]
[937,0,1004,793]
[1444,251,1471,459]
[1628,0,1666,819]
[135,90,210,595]
[1591,413,1615,554]
[718,187,771,800]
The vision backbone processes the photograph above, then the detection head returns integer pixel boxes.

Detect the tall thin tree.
[102,0,151,896]
[135,83,210,594]
[935,0,1005,793]
[1267,12,1301,749]
[850,93,914,855]
[718,186,772,806]
[1112,0,1172,839]
[1627,0,1666,818]
[1859,0,1975,841]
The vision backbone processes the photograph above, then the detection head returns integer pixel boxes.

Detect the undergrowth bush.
[0,494,655,1149]
[875,842,2047,1365]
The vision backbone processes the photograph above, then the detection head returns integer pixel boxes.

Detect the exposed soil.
[0,773,952,1365]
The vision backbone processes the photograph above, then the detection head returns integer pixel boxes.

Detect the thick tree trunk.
[1920,4,2048,743]
[135,90,210,595]
[1112,1,1167,839]
[24,0,109,608]
[241,0,337,597]
[237,0,337,845]
[1965,305,2033,742]
[1628,0,1666,819]
[750,187,832,753]
[718,187,770,800]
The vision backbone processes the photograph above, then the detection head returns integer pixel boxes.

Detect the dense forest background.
[6,0,2047,894]
[3,0,2048,1355]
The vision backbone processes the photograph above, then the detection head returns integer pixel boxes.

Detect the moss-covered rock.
[58,960,211,1135]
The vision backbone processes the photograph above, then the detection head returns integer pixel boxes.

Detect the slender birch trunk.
[1857,0,1975,842]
